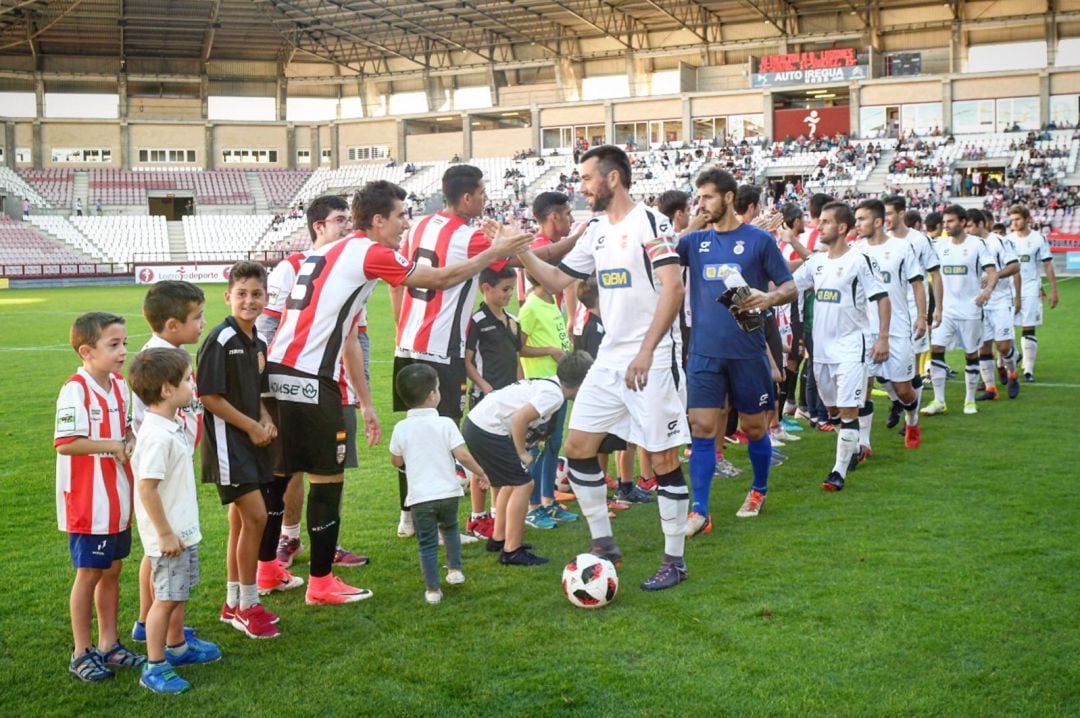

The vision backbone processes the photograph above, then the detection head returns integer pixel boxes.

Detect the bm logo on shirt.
[1019,254,1031,262]
[816,288,842,303]
[942,265,968,275]
[702,263,741,281]
[599,269,631,288]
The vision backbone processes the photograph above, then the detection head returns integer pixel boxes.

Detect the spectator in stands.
[22,198,30,219]
[386,156,397,168]
[76,198,83,217]
[95,198,103,216]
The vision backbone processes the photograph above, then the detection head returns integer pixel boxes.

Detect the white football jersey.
[854,236,922,338]
[982,233,1019,308]
[466,378,565,443]
[558,203,681,371]
[793,248,887,364]
[935,235,995,321]
[268,233,413,381]
[888,227,938,320]
[1007,230,1052,297]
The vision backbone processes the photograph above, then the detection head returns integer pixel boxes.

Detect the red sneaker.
[636,475,658,492]
[257,560,305,596]
[219,602,236,624]
[305,574,373,605]
[604,474,618,490]
[904,424,921,449]
[231,604,282,639]
[466,514,494,539]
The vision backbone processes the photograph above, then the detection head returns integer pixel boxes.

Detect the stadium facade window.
[728,114,764,141]
[0,92,35,118]
[346,146,390,161]
[996,97,1039,132]
[286,98,338,122]
[221,149,278,164]
[297,149,311,163]
[900,103,943,136]
[15,148,31,164]
[51,148,113,164]
[542,125,606,151]
[1056,38,1080,67]
[389,91,428,116]
[138,149,196,164]
[43,93,119,119]
[453,86,492,110]
[208,96,275,122]
[650,70,680,96]
[860,106,889,138]
[692,117,723,142]
[951,100,996,133]
[967,41,1047,73]
[582,75,630,101]
[1049,95,1079,128]
[321,149,332,164]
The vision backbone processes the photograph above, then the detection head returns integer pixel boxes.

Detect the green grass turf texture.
[0,280,1077,717]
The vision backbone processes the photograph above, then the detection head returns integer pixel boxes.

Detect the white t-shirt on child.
[132,411,202,557]
[389,408,466,507]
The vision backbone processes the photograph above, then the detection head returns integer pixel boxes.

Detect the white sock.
[226,581,240,608]
[858,411,872,450]
[239,584,259,611]
[964,361,979,403]
[283,522,301,540]
[931,359,948,404]
[979,357,996,386]
[568,464,612,540]
[833,423,859,477]
[1022,334,1037,374]
[399,509,413,528]
[882,381,899,402]
[903,399,920,427]
[470,511,488,520]
[1003,346,1018,375]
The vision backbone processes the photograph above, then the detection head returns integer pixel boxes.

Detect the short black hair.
[856,199,885,222]
[657,190,689,220]
[734,185,762,215]
[556,351,593,390]
[965,208,986,226]
[307,194,350,242]
[883,195,906,213]
[143,281,205,333]
[925,211,943,233]
[353,180,407,230]
[128,347,190,407]
[532,191,570,223]
[809,193,833,219]
[479,266,517,287]
[580,145,631,189]
[229,260,267,288]
[395,363,439,409]
[70,312,125,353]
[781,202,804,227]
[992,222,1007,234]
[904,209,922,229]
[942,204,967,222]
[696,167,738,196]
[822,201,855,234]
[443,164,485,205]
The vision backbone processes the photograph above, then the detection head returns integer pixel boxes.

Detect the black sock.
[307,482,343,578]
[258,476,290,562]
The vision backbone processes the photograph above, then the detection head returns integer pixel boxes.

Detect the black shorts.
[265,363,347,476]
[598,433,627,454]
[393,355,466,421]
[788,301,804,362]
[462,419,532,487]
[216,481,263,506]
[342,404,359,469]
[764,315,783,382]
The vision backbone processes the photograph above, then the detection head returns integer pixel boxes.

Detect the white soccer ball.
[562,553,618,609]
[454,461,471,490]
[555,456,570,492]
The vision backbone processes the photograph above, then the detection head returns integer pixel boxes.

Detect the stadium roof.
[0,0,1065,78]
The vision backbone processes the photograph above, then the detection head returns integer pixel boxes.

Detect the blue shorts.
[687,353,774,415]
[69,528,132,569]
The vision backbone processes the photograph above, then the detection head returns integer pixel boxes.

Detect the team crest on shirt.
[879,271,892,283]
[56,406,76,432]
[733,241,745,255]
[394,252,410,267]
[337,444,346,464]
[816,288,841,303]
[258,352,265,372]
[598,269,631,288]
[89,407,103,422]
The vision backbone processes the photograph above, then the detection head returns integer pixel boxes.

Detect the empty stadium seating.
[85,169,254,206]
[18,169,74,209]
[183,215,275,260]
[258,170,312,208]
[0,167,50,208]
[70,215,169,262]
[26,216,106,260]
[0,217,90,271]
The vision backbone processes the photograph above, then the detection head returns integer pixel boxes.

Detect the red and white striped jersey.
[263,251,309,319]
[268,233,413,381]
[396,211,505,363]
[54,369,133,535]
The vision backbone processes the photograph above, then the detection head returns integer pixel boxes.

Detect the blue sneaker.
[616,484,655,504]
[132,621,196,644]
[780,416,804,432]
[641,561,688,591]
[101,641,145,668]
[165,638,222,666]
[140,662,191,694]
[69,648,114,683]
[544,503,578,522]
[524,506,557,529]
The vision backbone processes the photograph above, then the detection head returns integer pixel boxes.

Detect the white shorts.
[567,364,690,453]
[934,316,983,354]
[982,302,1015,343]
[1014,295,1043,328]
[813,361,868,409]
[868,334,916,382]
[912,325,930,355]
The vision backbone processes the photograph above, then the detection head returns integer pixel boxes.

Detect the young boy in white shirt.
[389,364,489,605]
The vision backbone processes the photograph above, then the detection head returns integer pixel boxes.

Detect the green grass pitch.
[0,280,1077,716]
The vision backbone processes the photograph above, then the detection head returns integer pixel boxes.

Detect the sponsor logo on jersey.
[1020,254,1031,262]
[598,269,631,288]
[268,374,320,404]
[942,265,968,275]
[89,407,103,422]
[56,407,76,432]
[816,288,842,303]
[394,252,410,267]
[879,270,892,283]
[702,263,741,281]
[699,240,711,251]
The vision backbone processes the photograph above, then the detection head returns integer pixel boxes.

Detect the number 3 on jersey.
[287,255,327,311]
[406,247,442,302]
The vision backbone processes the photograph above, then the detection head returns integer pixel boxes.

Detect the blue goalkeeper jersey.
[677,223,793,359]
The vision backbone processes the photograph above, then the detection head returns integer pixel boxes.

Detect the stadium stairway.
[167,221,188,261]
[246,171,269,213]
[859,147,894,195]
[526,165,568,202]
[72,171,89,215]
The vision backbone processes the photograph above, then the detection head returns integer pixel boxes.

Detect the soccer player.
[266,182,531,605]
[677,169,795,534]
[854,199,927,451]
[965,209,1021,400]
[792,202,890,492]
[1007,204,1060,382]
[922,205,998,416]
[517,144,692,591]
[884,196,941,428]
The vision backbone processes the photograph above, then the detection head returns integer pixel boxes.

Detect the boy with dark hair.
[130,280,209,651]
[130,347,222,693]
[390,364,490,604]
[56,312,143,682]
[463,352,594,566]
[199,261,295,639]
